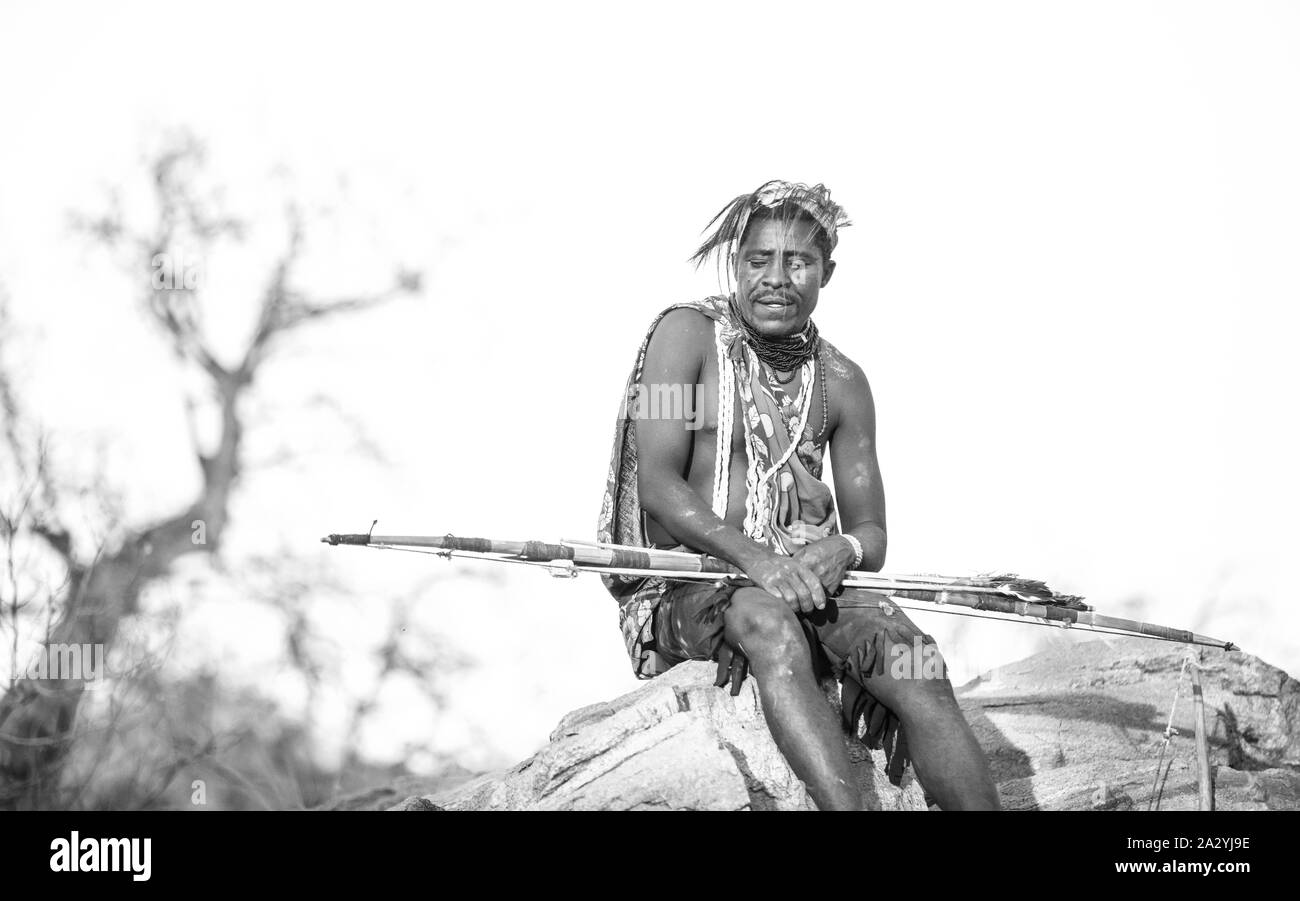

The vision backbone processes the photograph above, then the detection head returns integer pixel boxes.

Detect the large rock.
[957,639,1300,810]
[392,660,927,811]
[321,766,478,811]
[388,640,1300,812]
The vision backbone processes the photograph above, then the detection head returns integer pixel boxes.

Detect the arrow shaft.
[322,531,1236,651]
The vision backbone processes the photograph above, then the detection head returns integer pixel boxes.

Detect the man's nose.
[761,258,791,288]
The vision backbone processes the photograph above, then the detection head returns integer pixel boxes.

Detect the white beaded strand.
[711,322,735,520]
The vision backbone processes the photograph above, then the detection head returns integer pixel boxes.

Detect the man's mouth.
[753,295,795,309]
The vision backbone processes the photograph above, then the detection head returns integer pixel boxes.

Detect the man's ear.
[821,258,836,287]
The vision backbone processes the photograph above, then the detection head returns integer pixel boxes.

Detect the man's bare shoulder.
[644,306,714,360]
[821,338,876,439]
[820,337,870,389]
[654,306,715,339]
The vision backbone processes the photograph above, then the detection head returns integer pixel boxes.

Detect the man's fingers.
[798,567,826,610]
[760,561,829,613]
[778,575,812,613]
[775,581,800,610]
[813,563,837,593]
[790,555,827,593]
[782,572,811,613]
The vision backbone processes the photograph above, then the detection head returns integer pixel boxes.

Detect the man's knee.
[874,637,962,709]
[724,588,805,659]
[881,635,946,681]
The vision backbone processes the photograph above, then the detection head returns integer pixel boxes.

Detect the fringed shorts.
[651,579,938,785]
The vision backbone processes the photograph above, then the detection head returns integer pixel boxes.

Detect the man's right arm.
[633,310,827,612]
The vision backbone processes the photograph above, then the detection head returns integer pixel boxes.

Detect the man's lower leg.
[725,592,862,810]
[897,695,1000,810]
[749,650,863,810]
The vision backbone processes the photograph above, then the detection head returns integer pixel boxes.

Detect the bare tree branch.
[0,131,424,807]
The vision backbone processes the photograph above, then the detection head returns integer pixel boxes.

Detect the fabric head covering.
[691,180,851,267]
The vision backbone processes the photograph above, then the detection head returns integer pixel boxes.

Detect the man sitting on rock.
[596,180,1000,810]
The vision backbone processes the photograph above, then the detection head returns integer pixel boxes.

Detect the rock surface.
[321,767,478,811]
[389,639,1300,811]
[958,638,1300,810]
[397,660,926,811]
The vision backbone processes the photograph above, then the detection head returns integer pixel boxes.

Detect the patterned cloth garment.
[595,294,837,678]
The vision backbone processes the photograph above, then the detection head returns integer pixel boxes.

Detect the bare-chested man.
[596,181,999,810]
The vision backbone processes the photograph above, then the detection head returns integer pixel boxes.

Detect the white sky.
[1,1,1297,771]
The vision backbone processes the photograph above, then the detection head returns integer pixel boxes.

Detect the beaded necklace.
[728,294,821,372]
[761,344,831,447]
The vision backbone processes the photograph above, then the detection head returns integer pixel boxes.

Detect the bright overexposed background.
[1,0,1296,773]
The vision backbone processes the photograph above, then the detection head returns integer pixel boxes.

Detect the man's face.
[733,215,836,339]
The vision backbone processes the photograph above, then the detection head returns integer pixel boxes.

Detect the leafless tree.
[0,133,422,808]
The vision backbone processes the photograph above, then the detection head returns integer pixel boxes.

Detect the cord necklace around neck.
[728,294,821,372]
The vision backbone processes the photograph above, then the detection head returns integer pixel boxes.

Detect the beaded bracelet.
[842,533,864,568]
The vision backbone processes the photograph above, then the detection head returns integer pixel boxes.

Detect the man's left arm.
[795,360,887,590]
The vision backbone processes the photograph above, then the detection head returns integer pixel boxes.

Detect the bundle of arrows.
[320,528,1236,651]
